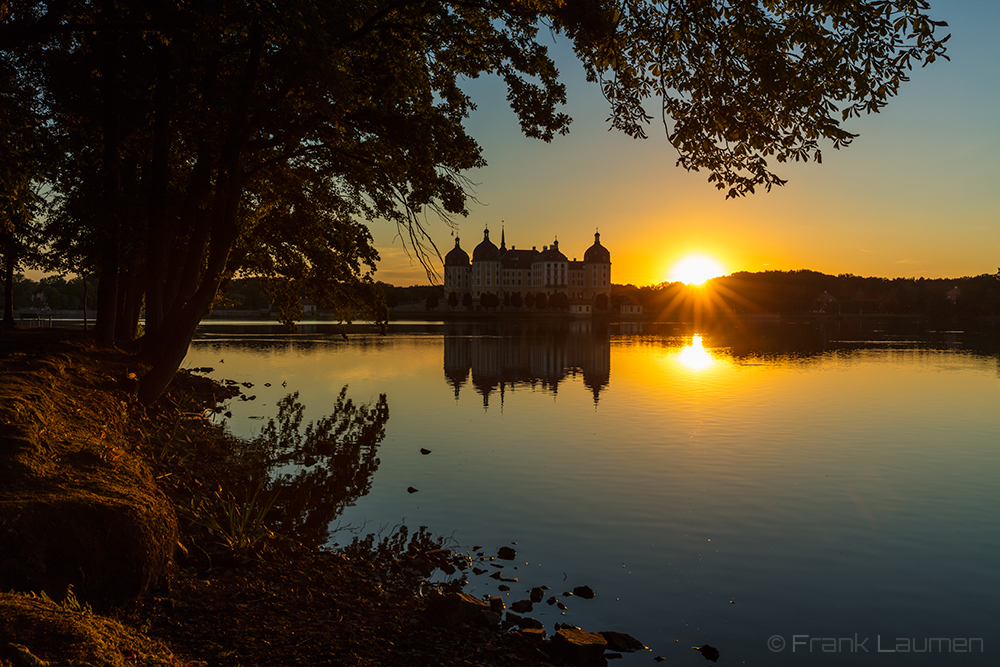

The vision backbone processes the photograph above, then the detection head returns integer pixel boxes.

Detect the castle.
[443,228,612,311]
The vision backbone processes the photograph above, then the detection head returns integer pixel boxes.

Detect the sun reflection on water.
[676,334,715,371]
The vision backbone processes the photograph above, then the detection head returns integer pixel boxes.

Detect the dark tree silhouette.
[1,56,48,328]
[2,0,950,402]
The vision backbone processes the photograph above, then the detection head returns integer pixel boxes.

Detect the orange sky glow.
[371,1,999,288]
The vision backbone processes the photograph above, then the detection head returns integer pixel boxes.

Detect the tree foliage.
[1,37,49,327]
[550,291,569,310]
[581,0,950,196]
[1,0,949,402]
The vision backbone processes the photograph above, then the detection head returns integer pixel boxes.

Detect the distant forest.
[615,270,1000,323]
[1,275,435,314]
[5,270,999,323]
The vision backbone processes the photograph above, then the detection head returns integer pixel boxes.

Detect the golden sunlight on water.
[676,334,715,371]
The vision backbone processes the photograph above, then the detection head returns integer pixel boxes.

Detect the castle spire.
[500,224,507,252]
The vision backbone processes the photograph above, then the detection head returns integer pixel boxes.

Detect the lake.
[184,319,1000,665]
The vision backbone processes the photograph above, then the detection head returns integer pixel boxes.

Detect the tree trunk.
[138,221,238,405]
[137,22,260,404]
[93,242,120,345]
[136,293,211,405]
[2,240,15,328]
[144,46,173,337]
[82,271,89,331]
[93,4,123,346]
[115,265,144,345]
[138,171,242,404]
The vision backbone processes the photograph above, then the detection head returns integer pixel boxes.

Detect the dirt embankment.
[0,330,178,609]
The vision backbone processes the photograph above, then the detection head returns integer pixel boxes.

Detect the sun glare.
[677,335,715,371]
[668,255,726,286]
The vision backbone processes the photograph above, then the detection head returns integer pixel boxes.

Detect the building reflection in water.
[443,320,611,409]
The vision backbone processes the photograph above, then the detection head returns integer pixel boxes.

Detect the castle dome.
[444,237,470,266]
[472,228,500,262]
[584,231,610,263]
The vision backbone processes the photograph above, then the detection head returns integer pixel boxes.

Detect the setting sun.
[668,254,727,285]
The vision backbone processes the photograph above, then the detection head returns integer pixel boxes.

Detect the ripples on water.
[186,321,1000,665]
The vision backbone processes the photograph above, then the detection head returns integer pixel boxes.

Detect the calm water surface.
[185,321,1000,665]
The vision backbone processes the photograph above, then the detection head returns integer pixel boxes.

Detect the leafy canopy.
[0,0,949,400]
[560,0,949,196]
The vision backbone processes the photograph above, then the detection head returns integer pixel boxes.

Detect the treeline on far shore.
[616,270,1000,322]
[6,270,999,323]
[2,276,432,313]
[386,270,1000,323]
[3,274,98,311]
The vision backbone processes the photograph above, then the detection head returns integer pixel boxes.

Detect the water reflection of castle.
[442,322,611,408]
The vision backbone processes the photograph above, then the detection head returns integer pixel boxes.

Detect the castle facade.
[443,228,612,309]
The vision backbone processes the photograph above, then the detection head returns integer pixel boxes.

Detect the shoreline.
[0,328,644,666]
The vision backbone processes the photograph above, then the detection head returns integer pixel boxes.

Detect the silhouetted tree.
[524,293,535,310]
[511,292,523,309]
[462,293,473,310]
[3,0,950,401]
[425,293,439,310]
[448,291,459,309]
[594,293,609,312]
[1,53,48,328]
[479,293,499,310]
[535,292,548,310]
